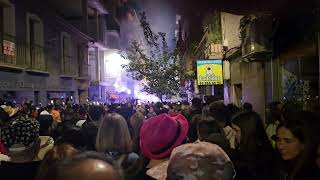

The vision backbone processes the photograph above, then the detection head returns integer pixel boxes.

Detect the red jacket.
[0,141,8,155]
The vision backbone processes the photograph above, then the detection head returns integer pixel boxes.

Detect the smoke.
[119,0,176,49]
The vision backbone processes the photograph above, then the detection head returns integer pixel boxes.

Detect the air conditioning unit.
[241,16,272,60]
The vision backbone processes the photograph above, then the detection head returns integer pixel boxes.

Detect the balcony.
[0,33,27,70]
[77,63,90,80]
[27,43,47,72]
[0,36,47,74]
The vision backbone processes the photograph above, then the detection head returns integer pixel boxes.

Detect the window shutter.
[3,6,15,38]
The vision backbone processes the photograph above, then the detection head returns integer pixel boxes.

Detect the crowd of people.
[0,98,319,180]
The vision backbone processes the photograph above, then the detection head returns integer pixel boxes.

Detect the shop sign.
[196,60,223,86]
[3,40,15,56]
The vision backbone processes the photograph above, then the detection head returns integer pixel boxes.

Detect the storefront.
[0,70,79,105]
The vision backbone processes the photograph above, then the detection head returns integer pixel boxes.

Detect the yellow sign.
[197,60,223,85]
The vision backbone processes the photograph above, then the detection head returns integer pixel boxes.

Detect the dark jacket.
[277,158,320,180]
[187,109,202,142]
[232,111,278,180]
[0,161,40,180]
[81,121,99,150]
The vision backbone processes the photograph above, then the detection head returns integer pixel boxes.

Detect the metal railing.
[79,63,90,78]
[62,55,74,76]
[0,33,29,67]
[29,43,46,71]
[0,33,46,71]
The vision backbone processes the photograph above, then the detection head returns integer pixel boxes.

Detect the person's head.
[73,104,80,113]
[45,151,123,180]
[135,106,146,115]
[130,112,145,131]
[191,97,202,110]
[37,115,54,136]
[47,105,54,112]
[96,113,132,154]
[209,101,228,128]
[282,101,302,121]
[36,144,78,180]
[149,106,155,112]
[1,116,40,162]
[202,105,211,117]
[166,142,235,180]
[197,116,230,153]
[243,102,252,111]
[87,105,105,122]
[267,101,282,124]
[140,113,189,160]
[276,120,306,160]
[226,104,240,116]
[130,112,145,152]
[275,113,319,178]
[231,111,272,158]
[180,103,191,117]
[63,107,75,122]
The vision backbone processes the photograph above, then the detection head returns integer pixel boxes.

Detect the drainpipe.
[318,32,320,98]
[82,0,88,33]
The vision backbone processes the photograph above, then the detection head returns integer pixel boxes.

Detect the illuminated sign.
[197,60,223,85]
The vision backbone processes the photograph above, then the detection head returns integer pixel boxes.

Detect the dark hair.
[197,116,230,153]
[191,98,202,109]
[276,112,319,179]
[282,101,302,121]
[243,102,252,111]
[44,151,123,180]
[0,107,9,125]
[87,105,105,122]
[130,112,145,153]
[277,120,305,143]
[209,102,228,126]
[267,102,282,125]
[202,105,211,117]
[232,111,274,165]
[55,126,85,149]
[36,113,54,136]
[47,105,54,111]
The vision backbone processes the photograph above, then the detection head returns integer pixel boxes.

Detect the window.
[27,13,44,71]
[77,45,89,77]
[0,7,3,56]
[1,4,18,65]
[61,32,72,75]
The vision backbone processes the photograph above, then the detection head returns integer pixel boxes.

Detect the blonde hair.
[96,113,132,154]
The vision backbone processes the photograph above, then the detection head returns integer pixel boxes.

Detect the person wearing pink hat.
[139,113,189,179]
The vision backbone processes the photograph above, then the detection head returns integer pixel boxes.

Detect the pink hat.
[140,113,189,160]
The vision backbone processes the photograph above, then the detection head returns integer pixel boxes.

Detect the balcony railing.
[79,63,90,78]
[0,33,28,68]
[29,43,46,71]
[62,55,74,76]
[0,37,46,71]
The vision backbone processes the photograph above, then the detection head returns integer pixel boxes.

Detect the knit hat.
[147,142,235,180]
[140,113,189,160]
[1,116,40,150]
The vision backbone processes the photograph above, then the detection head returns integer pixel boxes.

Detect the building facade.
[0,0,111,105]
